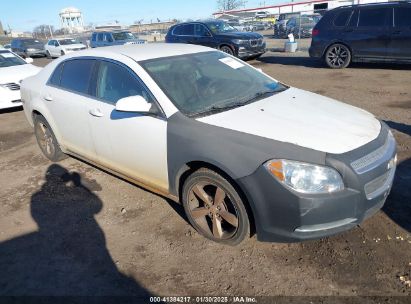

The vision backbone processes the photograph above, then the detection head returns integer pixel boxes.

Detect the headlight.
[232,39,248,45]
[264,159,344,194]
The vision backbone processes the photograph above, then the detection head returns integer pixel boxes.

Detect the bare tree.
[217,0,247,11]
[33,24,55,39]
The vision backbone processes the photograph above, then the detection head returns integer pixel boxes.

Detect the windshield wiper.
[194,89,285,117]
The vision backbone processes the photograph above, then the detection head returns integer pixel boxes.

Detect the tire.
[182,168,250,246]
[324,43,351,69]
[34,115,67,162]
[60,50,65,56]
[46,50,52,59]
[220,45,234,56]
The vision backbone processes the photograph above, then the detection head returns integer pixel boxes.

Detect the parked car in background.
[11,38,46,58]
[227,20,247,32]
[90,31,146,48]
[310,1,411,68]
[45,38,87,58]
[0,49,41,109]
[274,12,301,38]
[3,44,11,50]
[245,22,266,32]
[21,44,396,245]
[166,20,266,59]
[286,16,317,38]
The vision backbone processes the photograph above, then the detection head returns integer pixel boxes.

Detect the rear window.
[334,10,352,27]
[358,8,390,27]
[395,7,411,27]
[60,59,95,94]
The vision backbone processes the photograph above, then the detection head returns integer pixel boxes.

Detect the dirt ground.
[0,48,410,300]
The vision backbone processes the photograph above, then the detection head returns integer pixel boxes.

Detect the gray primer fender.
[167,112,326,196]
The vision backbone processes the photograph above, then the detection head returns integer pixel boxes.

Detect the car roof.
[66,43,213,61]
[337,1,410,9]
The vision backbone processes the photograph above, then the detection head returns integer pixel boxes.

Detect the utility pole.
[48,24,53,38]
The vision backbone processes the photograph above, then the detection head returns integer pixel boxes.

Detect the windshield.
[204,21,236,34]
[140,51,287,117]
[112,32,134,41]
[21,39,43,48]
[0,51,27,68]
[59,39,79,45]
[297,17,315,25]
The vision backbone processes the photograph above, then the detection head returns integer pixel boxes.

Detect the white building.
[59,7,85,33]
[214,0,394,18]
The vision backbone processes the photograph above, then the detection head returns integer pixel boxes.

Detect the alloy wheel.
[36,122,55,157]
[187,182,239,240]
[326,45,350,68]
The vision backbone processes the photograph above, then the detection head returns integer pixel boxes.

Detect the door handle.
[89,109,104,117]
[43,95,53,101]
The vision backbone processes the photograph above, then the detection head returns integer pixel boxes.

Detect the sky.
[1,0,278,32]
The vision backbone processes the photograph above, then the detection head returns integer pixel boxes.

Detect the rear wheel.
[325,43,351,69]
[182,168,250,246]
[60,50,65,56]
[34,115,66,162]
[220,45,234,56]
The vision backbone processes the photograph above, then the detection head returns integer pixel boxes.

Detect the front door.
[87,59,169,191]
[346,7,391,60]
[388,6,411,60]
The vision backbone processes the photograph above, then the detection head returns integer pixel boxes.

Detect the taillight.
[312,29,320,37]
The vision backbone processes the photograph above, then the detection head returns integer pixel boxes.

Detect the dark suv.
[166,20,266,60]
[309,2,411,68]
[11,38,46,58]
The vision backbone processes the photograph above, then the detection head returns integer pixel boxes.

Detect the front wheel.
[60,50,65,56]
[325,43,351,69]
[46,50,52,59]
[182,168,250,246]
[34,115,67,162]
[220,45,234,56]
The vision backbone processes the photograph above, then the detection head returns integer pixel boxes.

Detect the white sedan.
[0,50,41,110]
[45,38,87,58]
[21,44,396,245]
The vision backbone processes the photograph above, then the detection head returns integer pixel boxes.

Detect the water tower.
[59,7,84,33]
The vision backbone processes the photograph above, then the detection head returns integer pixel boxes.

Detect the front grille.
[250,38,263,47]
[1,83,20,91]
[364,167,395,200]
[351,132,396,174]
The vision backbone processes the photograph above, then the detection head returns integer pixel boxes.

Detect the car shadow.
[0,106,23,114]
[384,120,411,137]
[257,55,323,68]
[383,156,411,233]
[0,164,154,298]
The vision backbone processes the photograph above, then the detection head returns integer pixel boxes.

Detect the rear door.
[170,24,195,44]
[42,59,97,160]
[346,6,391,60]
[388,5,411,60]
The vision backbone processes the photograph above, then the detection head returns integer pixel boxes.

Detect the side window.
[48,63,64,86]
[91,33,97,41]
[358,8,390,27]
[194,24,210,36]
[48,40,54,46]
[173,24,194,36]
[103,33,113,42]
[60,59,95,94]
[395,7,411,27]
[334,10,352,27]
[95,61,153,104]
[54,41,59,47]
[97,33,104,41]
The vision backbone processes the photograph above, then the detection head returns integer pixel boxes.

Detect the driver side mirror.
[115,95,152,113]
[25,57,34,64]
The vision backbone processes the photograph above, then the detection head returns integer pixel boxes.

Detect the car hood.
[62,44,86,49]
[216,32,263,40]
[197,87,381,154]
[0,64,42,84]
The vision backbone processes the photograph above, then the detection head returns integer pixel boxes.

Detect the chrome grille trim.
[351,132,396,174]
[364,167,396,200]
[1,83,20,91]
